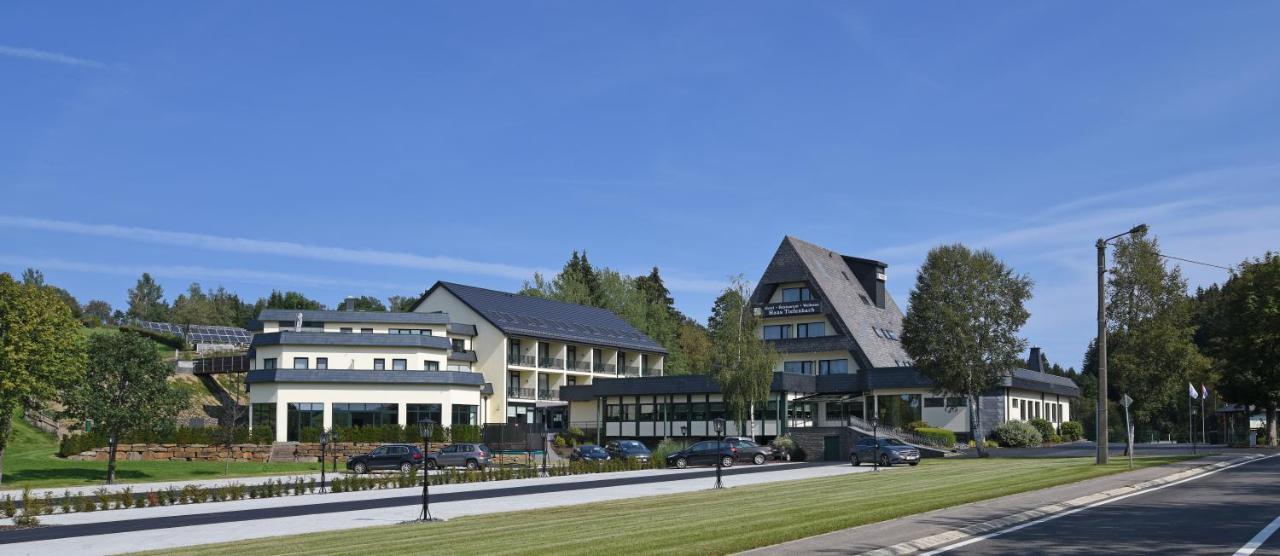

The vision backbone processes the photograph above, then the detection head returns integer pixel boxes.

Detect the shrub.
[904,420,930,432]
[770,434,797,459]
[1028,418,1056,440]
[450,425,482,443]
[912,427,957,447]
[993,420,1042,447]
[1048,434,1063,444]
[552,435,567,448]
[1059,421,1084,441]
[1,495,15,518]
[651,438,683,463]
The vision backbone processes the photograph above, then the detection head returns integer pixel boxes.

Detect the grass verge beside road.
[1,418,318,490]
[155,455,1194,556]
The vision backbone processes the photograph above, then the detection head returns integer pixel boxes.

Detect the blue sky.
[3,3,1279,368]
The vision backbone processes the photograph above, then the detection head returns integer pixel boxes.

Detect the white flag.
[1189,383,1199,399]
[1202,384,1209,399]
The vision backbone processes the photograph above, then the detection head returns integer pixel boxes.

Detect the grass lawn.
[1,417,319,490]
[155,455,1194,556]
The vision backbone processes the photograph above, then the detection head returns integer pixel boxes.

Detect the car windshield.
[620,441,649,453]
[582,446,606,455]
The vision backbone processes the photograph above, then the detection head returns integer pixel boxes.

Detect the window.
[946,397,967,408]
[361,328,373,333]
[452,338,466,352]
[593,349,603,370]
[924,397,945,408]
[251,403,276,433]
[620,403,634,421]
[876,394,922,428]
[708,401,726,420]
[872,327,885,338]
[316,357,328,370]
[373,358,385,370]
[781,287,813,302]
[293,357,308,369]
[762,325,792,340]
[390,328,430,335]
[286,402,323,442]
[425,361,439,371]
[263,358,277,370]
[672,402,690,421]
[691,401,707,421]
[447,363,471,372]
[331,403,397,427]
[858,294,871,306]
[606,404,622,422]
[818,359,848,375]
[882,329,898,340]
[783,361,814,375]
[639,404,656,422]
[567,346,577,367]
[567,376,576,386]
[392,359,407,371]
[510,339,522,360]
[340,327,352,333]
[797,322,825,338]
[407,404,442,427]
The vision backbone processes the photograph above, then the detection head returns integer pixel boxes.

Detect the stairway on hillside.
[268,442,297,462]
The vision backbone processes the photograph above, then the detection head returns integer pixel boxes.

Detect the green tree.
[338,296,387,312]
[170,283,216,326]
[1201,253,1280,445]
[20,268,43,287]
[551,251,602,306]
[83,299,114,326]
[22,268,81,318]
[673,321,713,375]
[387,294,420,312]
[900,244,1033,456]
[708,277,778,439]
[253,290,325,313]
[127,273,169,322]
[0,274,87,484]
[62,330,189,483]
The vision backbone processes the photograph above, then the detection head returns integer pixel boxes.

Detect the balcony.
[568,360,592,372]
[508,354,536,367]
[537,388,560,401]
[595,363,617,375]
[624,365,641,377]
[508,387,536,399]
[538,357,565,370]
[448,349,478,362]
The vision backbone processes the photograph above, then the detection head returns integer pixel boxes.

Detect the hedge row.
[295,424,482,444]
[912,427,957,447]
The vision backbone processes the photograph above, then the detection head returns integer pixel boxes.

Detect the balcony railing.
[508,354,536,367]
[508,387,536,399]
[448,349,478,362]
[624,365,641,377]
[537,388,560,401]
[595,363,616,375]
[538,357,565,370]
[568,360,592,372]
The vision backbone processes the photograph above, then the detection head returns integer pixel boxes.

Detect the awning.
[792,392,862,403]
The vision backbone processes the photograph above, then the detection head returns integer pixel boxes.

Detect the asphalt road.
[943,454,1280,555]
[989,441,1229,458]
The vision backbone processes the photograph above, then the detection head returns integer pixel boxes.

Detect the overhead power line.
[1157,254,1234,272]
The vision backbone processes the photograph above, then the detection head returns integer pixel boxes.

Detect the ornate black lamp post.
[417,419,436,522]
[871,416,880,472]
[319,429,331,492]
[712,417,726,489]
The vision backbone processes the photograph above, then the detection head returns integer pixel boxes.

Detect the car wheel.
[851,454,861,467]
[721,456,734,468]
[465,459,479,470]
[353,462,367,474]
[909,462,919,467]
[400,462,413,474]
[426,460,438,470]
[752,453,766,465]
[880,454,891,467]
[675,457,688,469]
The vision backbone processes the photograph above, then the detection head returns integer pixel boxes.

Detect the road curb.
[858,454,1269,556]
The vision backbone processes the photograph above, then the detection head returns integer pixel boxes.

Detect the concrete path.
[0,461,876,555]
[744,453,1268,555]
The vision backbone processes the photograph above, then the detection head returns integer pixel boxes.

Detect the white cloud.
[0,45,105,69]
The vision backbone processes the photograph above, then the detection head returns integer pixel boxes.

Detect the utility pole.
[1096,224,1148,466]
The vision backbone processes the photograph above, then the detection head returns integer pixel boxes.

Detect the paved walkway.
[743,454,1256,555]
[0,461,875,555]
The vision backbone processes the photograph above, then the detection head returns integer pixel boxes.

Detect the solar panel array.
[131,321,252,347]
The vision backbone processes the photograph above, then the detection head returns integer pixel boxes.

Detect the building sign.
[761,301,821,317]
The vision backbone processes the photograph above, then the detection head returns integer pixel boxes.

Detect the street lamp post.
[871,416,880,472]
[417,419,436,522]
[319,429,330,493]
[712,417,726,489]
[1096,224,1148,465]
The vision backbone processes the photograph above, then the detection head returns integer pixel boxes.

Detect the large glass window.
[781,287,813,302]
[818,359,848,375]
[606,404,622,422]
[763,325,792,340]
[796,322,825,338]
[392,359,407,371]
[286,402,323,442]
[672,402,690,421]
[331,403,397,428]
[407,404,442,426]
[708,402,726,420]
[251,402,276,433]
[876,394,922,428]
[639,404,656,422]
[924,397,945,408]
[691,401,707,422]
[451,404,478,426]
[783,361,814,375]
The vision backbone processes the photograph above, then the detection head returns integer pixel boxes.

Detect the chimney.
[344,297,356,312]
[1027,347,1045,372]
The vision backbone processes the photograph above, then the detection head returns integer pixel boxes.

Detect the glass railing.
[538,357,565,370]
[508,354,536,367]
[507,387,536,399]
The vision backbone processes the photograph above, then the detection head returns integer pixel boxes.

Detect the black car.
[569,444,610,462]
[346,444,424,474]
[665,440,737,469]
[850,437,920,467]
[605,440,651,464]
[723,437,772,465]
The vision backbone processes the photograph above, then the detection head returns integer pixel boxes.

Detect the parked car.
[665,440,737,469]
[605,439,651,464]
[722,437,773,465]
[850,437,920,467]
[346,444,424,474]
[569,444,610,462]
[425,443,492,470]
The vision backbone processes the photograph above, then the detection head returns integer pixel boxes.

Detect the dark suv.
[346,444,424,474]
[850,437,920,467]
[723,437,773,465]
[605,440,651,464]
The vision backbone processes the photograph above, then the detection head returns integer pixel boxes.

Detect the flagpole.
[1201,395,1206,445]
[1189,393,1197,455]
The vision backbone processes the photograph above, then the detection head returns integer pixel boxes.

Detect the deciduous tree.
[127,273,169,322]
[708,277,778,439]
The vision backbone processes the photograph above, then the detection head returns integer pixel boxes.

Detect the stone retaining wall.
[65,442,417,463]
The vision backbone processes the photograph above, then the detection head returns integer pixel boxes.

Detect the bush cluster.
[993,420,1043,447]
[904,421,931,432]
[1028,418,1056,440]
[1058,421,1084,441]
[912,427,957,447]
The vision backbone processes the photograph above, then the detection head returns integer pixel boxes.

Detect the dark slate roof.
[247,369,484,386]
[423,282,667,353]
[1007,368,1081,397]
[447,323,478,336]
[251,331,451,350]
[753,236,911,369]
[258,309,451,325]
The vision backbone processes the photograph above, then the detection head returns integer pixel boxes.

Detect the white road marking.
[922,454,1279,555]
[1234,513,1280,556]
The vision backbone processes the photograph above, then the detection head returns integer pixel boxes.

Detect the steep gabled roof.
[753,236,911,368]
[420,282,667,353]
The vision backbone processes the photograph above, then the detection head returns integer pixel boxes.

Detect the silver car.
[425,443,492,470]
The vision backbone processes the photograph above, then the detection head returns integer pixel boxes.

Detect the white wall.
[253,345,449,371]
[249,382,482,442]
[416,289,508,424]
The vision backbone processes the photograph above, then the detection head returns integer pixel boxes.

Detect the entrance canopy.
[792,392,862,404]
